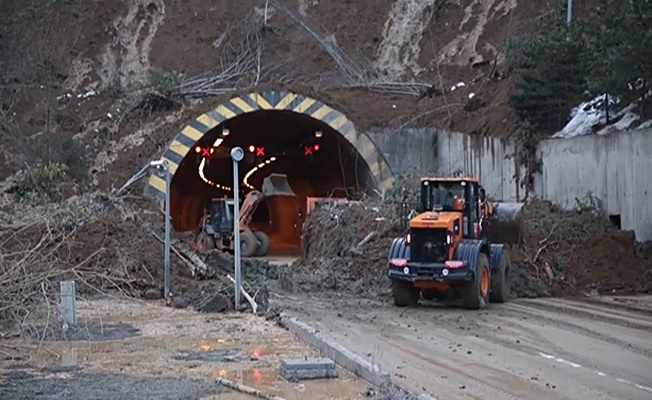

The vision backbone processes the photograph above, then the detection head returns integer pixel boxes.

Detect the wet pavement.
[0,299,371,400]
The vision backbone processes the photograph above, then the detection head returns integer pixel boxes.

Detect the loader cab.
[419,177,484,239]
[207,198,234,234]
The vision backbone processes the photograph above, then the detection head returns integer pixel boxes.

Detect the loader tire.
[253,231,270,256]
[461,252,491,310]
[392,279,419,307]
[490,251,510,303]
[422,289,444,301]
[240,232,257,258]
[196,232,215,253]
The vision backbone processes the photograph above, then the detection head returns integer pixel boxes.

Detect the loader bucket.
[486,202,524,245]
[261,173,296,197]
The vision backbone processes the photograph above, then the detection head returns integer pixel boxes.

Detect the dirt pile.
[0,194,165,327]
[513,199,648,297]
[171,250,276,314]
[281,201,403,297]
[285,197,650,300]
[0,194,276,334]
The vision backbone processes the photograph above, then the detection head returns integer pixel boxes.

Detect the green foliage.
[148,68,183,94]
[11,161,68,201]
[30,131,94,182]
[510,0,652,134]
[382,168,431,205]
[508,7,587,134]
[580,0,652,107]
[507,0,652,191]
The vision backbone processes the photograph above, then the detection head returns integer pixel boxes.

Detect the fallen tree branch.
[150,232,208,277]
[216,377,286,400]
[227,273,258,313]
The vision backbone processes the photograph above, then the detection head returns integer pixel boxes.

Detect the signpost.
[230,147,245,310]
[150,159,171,301]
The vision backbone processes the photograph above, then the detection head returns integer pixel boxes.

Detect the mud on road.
[274,293,652,400]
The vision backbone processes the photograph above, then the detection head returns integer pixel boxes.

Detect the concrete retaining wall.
[369,127,652,241]
[535,129,652,241]
[369,128,522,202]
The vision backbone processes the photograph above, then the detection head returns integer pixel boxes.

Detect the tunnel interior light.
[195,145,201,154]
[315,130,323,138]
[248,145,255,153]
[213,138,224,147]
[243,156,278,190]
[313,144,320,151]
[198,157,231,191]
[222,128,230,136]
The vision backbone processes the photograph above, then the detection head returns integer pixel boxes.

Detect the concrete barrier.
[278,313,439,399]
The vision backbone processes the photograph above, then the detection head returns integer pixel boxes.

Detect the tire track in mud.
[275,293,652,400]
[501,303,652,355]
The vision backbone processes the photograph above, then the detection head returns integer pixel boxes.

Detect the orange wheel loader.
[387,177,523,310]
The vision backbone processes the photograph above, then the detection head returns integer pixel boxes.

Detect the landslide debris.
[0,194,273,341]
[514,198,648,297]
[285,196,650,300]
[280,201,403,298]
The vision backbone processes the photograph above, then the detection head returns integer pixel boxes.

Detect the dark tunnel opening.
[169,110,376,255]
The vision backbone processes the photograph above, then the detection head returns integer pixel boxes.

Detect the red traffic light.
[313,144,320,151]
[248,145,265,156]
[194,146,213,157]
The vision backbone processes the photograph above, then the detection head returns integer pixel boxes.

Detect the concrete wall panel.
[369,127,651,241]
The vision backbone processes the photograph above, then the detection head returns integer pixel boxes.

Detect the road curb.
[278,313,390,387]
[278,313,439,399]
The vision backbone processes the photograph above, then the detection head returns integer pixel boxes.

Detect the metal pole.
[164,162,171,301]
[230,147,244,310]
[566,0,573,40]
[566,0,573,26]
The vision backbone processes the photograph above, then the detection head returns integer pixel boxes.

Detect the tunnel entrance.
[147,91,394,255]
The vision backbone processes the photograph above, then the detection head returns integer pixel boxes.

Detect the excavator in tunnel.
[387,176,524,310]
[195,173,296,257]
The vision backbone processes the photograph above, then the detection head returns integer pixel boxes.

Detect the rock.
[199,293,231,313]
[172,294,189,309]
[143,288,161,300]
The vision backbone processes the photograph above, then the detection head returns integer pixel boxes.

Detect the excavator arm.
[237,173,296,229]
[238,190,265,229]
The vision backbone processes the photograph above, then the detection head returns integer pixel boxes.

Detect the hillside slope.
[0,0,569,191]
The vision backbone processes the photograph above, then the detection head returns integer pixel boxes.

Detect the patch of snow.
[637,120,652,130]
[553,95,619,138]
[555,87,652,138]
[597,112,639,135]
[450,82,465,91]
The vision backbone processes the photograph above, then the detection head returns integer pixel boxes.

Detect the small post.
[230,147,245,310]
[60,281,77,326]
[163,163,171,300]
[150,160,172,301]
[566,0,573,41]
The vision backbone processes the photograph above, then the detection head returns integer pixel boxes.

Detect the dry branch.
[173,10,269,97]
[216,377,286,400]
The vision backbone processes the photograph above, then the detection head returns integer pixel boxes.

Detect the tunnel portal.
[147,91,394,254]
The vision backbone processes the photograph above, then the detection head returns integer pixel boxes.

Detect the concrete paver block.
[281,357,338,380]
[278,313,390,387]
[281,358,336,371]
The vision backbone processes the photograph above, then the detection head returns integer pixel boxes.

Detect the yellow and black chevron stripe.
[147,91,395,201]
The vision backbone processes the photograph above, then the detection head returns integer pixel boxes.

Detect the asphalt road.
[275,293,652,400]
